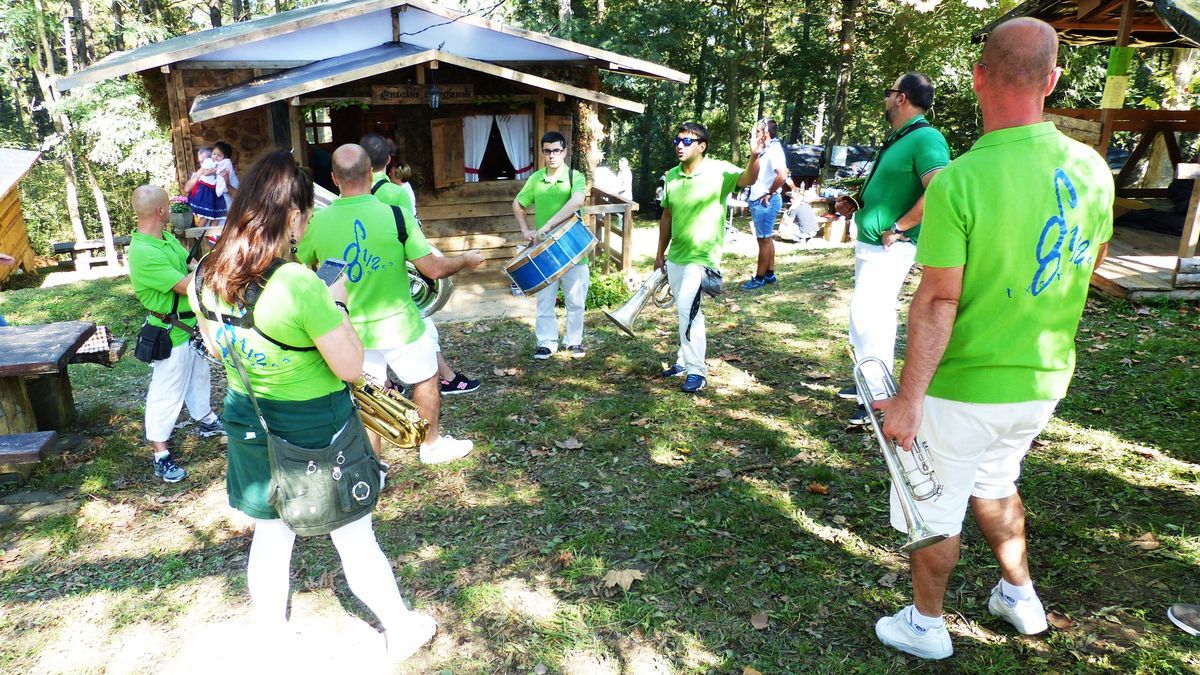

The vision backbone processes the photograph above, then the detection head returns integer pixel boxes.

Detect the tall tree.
[825,0,859,169]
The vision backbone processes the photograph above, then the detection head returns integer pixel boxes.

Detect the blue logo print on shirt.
[1030,168,1093,297]
[344,219,385,283]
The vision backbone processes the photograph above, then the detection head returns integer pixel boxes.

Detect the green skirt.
[223,387,354,520]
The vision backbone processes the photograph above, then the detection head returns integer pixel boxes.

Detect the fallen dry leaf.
[728,303,742,313]
[750,612,769,630]
[716,468,734,480]
[1031,438,1050,448]
[602,568,645,591]
[550,550,574,570]
[555,437,583,450]
[808,482,830,495]
[720,354,743,363]
[1131,532,1161,551]
[804,370,832,380]
[743,668,763,675]
[1047,611,1073,629]
[492,366,519,377]
[630,417,651,427]
[877,571,899,588]
[530,447,551,457]
[788,393,811,403]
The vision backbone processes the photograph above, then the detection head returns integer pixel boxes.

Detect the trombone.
[852,356,949,553]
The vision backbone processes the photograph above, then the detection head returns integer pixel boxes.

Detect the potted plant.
[169,196,192,235]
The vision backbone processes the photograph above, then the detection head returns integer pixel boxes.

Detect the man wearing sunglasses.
[835,72,950,427]
[654,122,763,393]
[514,131,589,360]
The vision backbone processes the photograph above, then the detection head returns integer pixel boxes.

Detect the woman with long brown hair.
[188,150,435,660]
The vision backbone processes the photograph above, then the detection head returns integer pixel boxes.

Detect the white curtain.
[463,114,494,183]
[496,114,534,180]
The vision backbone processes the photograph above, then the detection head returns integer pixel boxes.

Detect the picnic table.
[0,321,96,433]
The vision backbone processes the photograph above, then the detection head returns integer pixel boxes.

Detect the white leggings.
[248,514,410,631]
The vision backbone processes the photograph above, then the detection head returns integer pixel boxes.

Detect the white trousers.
[247,514,411,630]
[666,261,707,376]
[848,240,916,399]
[535,263,589,350]
[144,342,212,443]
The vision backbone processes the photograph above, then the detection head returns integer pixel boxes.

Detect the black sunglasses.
[884,88,905,99]
[672,136,702,147]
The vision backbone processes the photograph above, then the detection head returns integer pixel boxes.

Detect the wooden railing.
[582,186,637,273]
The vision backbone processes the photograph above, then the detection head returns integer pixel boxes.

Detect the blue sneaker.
[681,374,707,393]
[153,454,187,483]
[661,363,686,378]
[741,277,767,290]
[764,273,778,284]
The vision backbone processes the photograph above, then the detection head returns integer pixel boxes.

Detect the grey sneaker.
[153,454,187,483]
[566,345,586,359]
[197,416,226,437]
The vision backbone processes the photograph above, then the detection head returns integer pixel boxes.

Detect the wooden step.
[0,431,57,482]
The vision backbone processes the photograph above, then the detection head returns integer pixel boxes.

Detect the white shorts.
[422,317,441,353]
[890,395,1059,538]
[363,329,439,385]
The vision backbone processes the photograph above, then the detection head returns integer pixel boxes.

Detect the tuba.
[852,356,949,553]
[351,375,429,449]
[408,242,454,317]
[604,267,674,337]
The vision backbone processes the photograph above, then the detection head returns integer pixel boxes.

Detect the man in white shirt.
[742,119,790,290]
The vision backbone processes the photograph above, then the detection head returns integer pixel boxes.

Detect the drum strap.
[370,178,388,195]
[391,205,409,245]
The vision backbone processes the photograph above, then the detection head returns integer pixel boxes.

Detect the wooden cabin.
[56,0,688,278]
[0,148,41,286]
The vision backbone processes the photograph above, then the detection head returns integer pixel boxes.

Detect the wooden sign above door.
[372,84,474,105]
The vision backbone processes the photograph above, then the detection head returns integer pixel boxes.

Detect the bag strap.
[859,121,931,195]
[220,314,272,435]
[371,178,388,195]
[195,256,316,352]
[391,205,408,245]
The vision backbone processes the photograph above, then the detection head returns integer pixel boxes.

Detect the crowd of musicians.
[123,17,1135,663]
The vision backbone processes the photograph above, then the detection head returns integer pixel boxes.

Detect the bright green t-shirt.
[516,167,586,230]
[857,114,950,246]
[297,194,432,349]
[917,122,1114,404]
[199,262,346,401]
[128,230,196,347]
[662,158,743,268]
[371,170,415,216]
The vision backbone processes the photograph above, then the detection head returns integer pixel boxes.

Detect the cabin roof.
[0,148,41,197]
[56,0,689,92]
[976,0,1200,47]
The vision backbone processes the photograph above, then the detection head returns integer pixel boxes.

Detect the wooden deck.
[1091,226,1200,301]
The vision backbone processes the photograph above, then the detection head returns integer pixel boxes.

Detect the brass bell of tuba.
[604,267,674,337]
[351,375,429,449]
[408,243,454,318]
[852,355,949,553]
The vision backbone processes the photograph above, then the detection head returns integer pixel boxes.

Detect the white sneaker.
[419,435,473,464]
[384,611,437,661]
[875,606,953,660]
[988,584,1049,634]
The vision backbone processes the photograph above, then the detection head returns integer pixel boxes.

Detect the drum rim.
[511,218,589,264]
[508,246,592,295]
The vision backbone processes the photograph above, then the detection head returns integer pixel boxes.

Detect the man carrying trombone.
[872,18,1112,659]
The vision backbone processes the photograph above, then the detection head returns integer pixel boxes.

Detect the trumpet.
[604,267,674,337]
[852,356,948,553]
[351,375,429,449]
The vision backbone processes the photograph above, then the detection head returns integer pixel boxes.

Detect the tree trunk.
[726,47,742,165]
[558,0,571,23]
[789,0,814,143]
[825,0,859,173]
[83,163,118,267]
[209,0,223,28]
[111,0,125,51]
[32,0,89,270]
[692,40,710,120]
[637,87,657,208]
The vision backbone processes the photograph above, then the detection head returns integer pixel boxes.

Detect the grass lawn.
[0,241,1197,674]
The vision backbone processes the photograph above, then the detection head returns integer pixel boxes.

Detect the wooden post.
[1176,183,1200,284]
[289,98,307,168]
[534,96,546,171]
[1097,0,1136,157]
[24,372,75,430]
[0,377,36,435]
[621,203,633,271]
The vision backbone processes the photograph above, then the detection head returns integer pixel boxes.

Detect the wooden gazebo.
[0,148,40,286]
[981,0,1200,298]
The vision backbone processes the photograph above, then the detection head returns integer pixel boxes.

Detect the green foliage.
[585,267,631,310]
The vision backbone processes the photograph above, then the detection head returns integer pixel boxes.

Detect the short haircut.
[214,141,233,159]
[197,146,212,158]
[897,72,935,111]
[332,144,372,185]
[761,119,779,139]
[983,18,1059,91]
[391,162,412,182]
[541,131,567,148]
[360,133,391,171]
[677,122,710,154]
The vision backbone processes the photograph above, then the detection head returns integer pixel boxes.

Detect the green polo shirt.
[297,194,432,349]
[128,230,196,347]
[371,170,415,217]
[918,122,1114,403]
[199,262,346,401]
[857,114,950,246]
[516,167,586,230]
[662,158,744,268]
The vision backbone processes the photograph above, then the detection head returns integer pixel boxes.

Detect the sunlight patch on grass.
[497,577,560,621]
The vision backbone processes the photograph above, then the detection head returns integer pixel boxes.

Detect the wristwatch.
[890,223,904,236]
[334,301,349,315]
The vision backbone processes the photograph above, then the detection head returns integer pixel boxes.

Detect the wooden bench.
[0,431,57,482]
[51,235,132,266]
[0,321,96,433]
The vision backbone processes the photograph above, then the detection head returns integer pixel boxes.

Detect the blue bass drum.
[505,218,597,294]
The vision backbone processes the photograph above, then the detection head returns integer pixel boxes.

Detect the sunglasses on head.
[672,136,701,147]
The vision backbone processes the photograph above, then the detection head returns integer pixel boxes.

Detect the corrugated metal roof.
[0,148,41,197]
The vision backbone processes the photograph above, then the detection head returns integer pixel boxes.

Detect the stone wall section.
[167,68,274,189]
